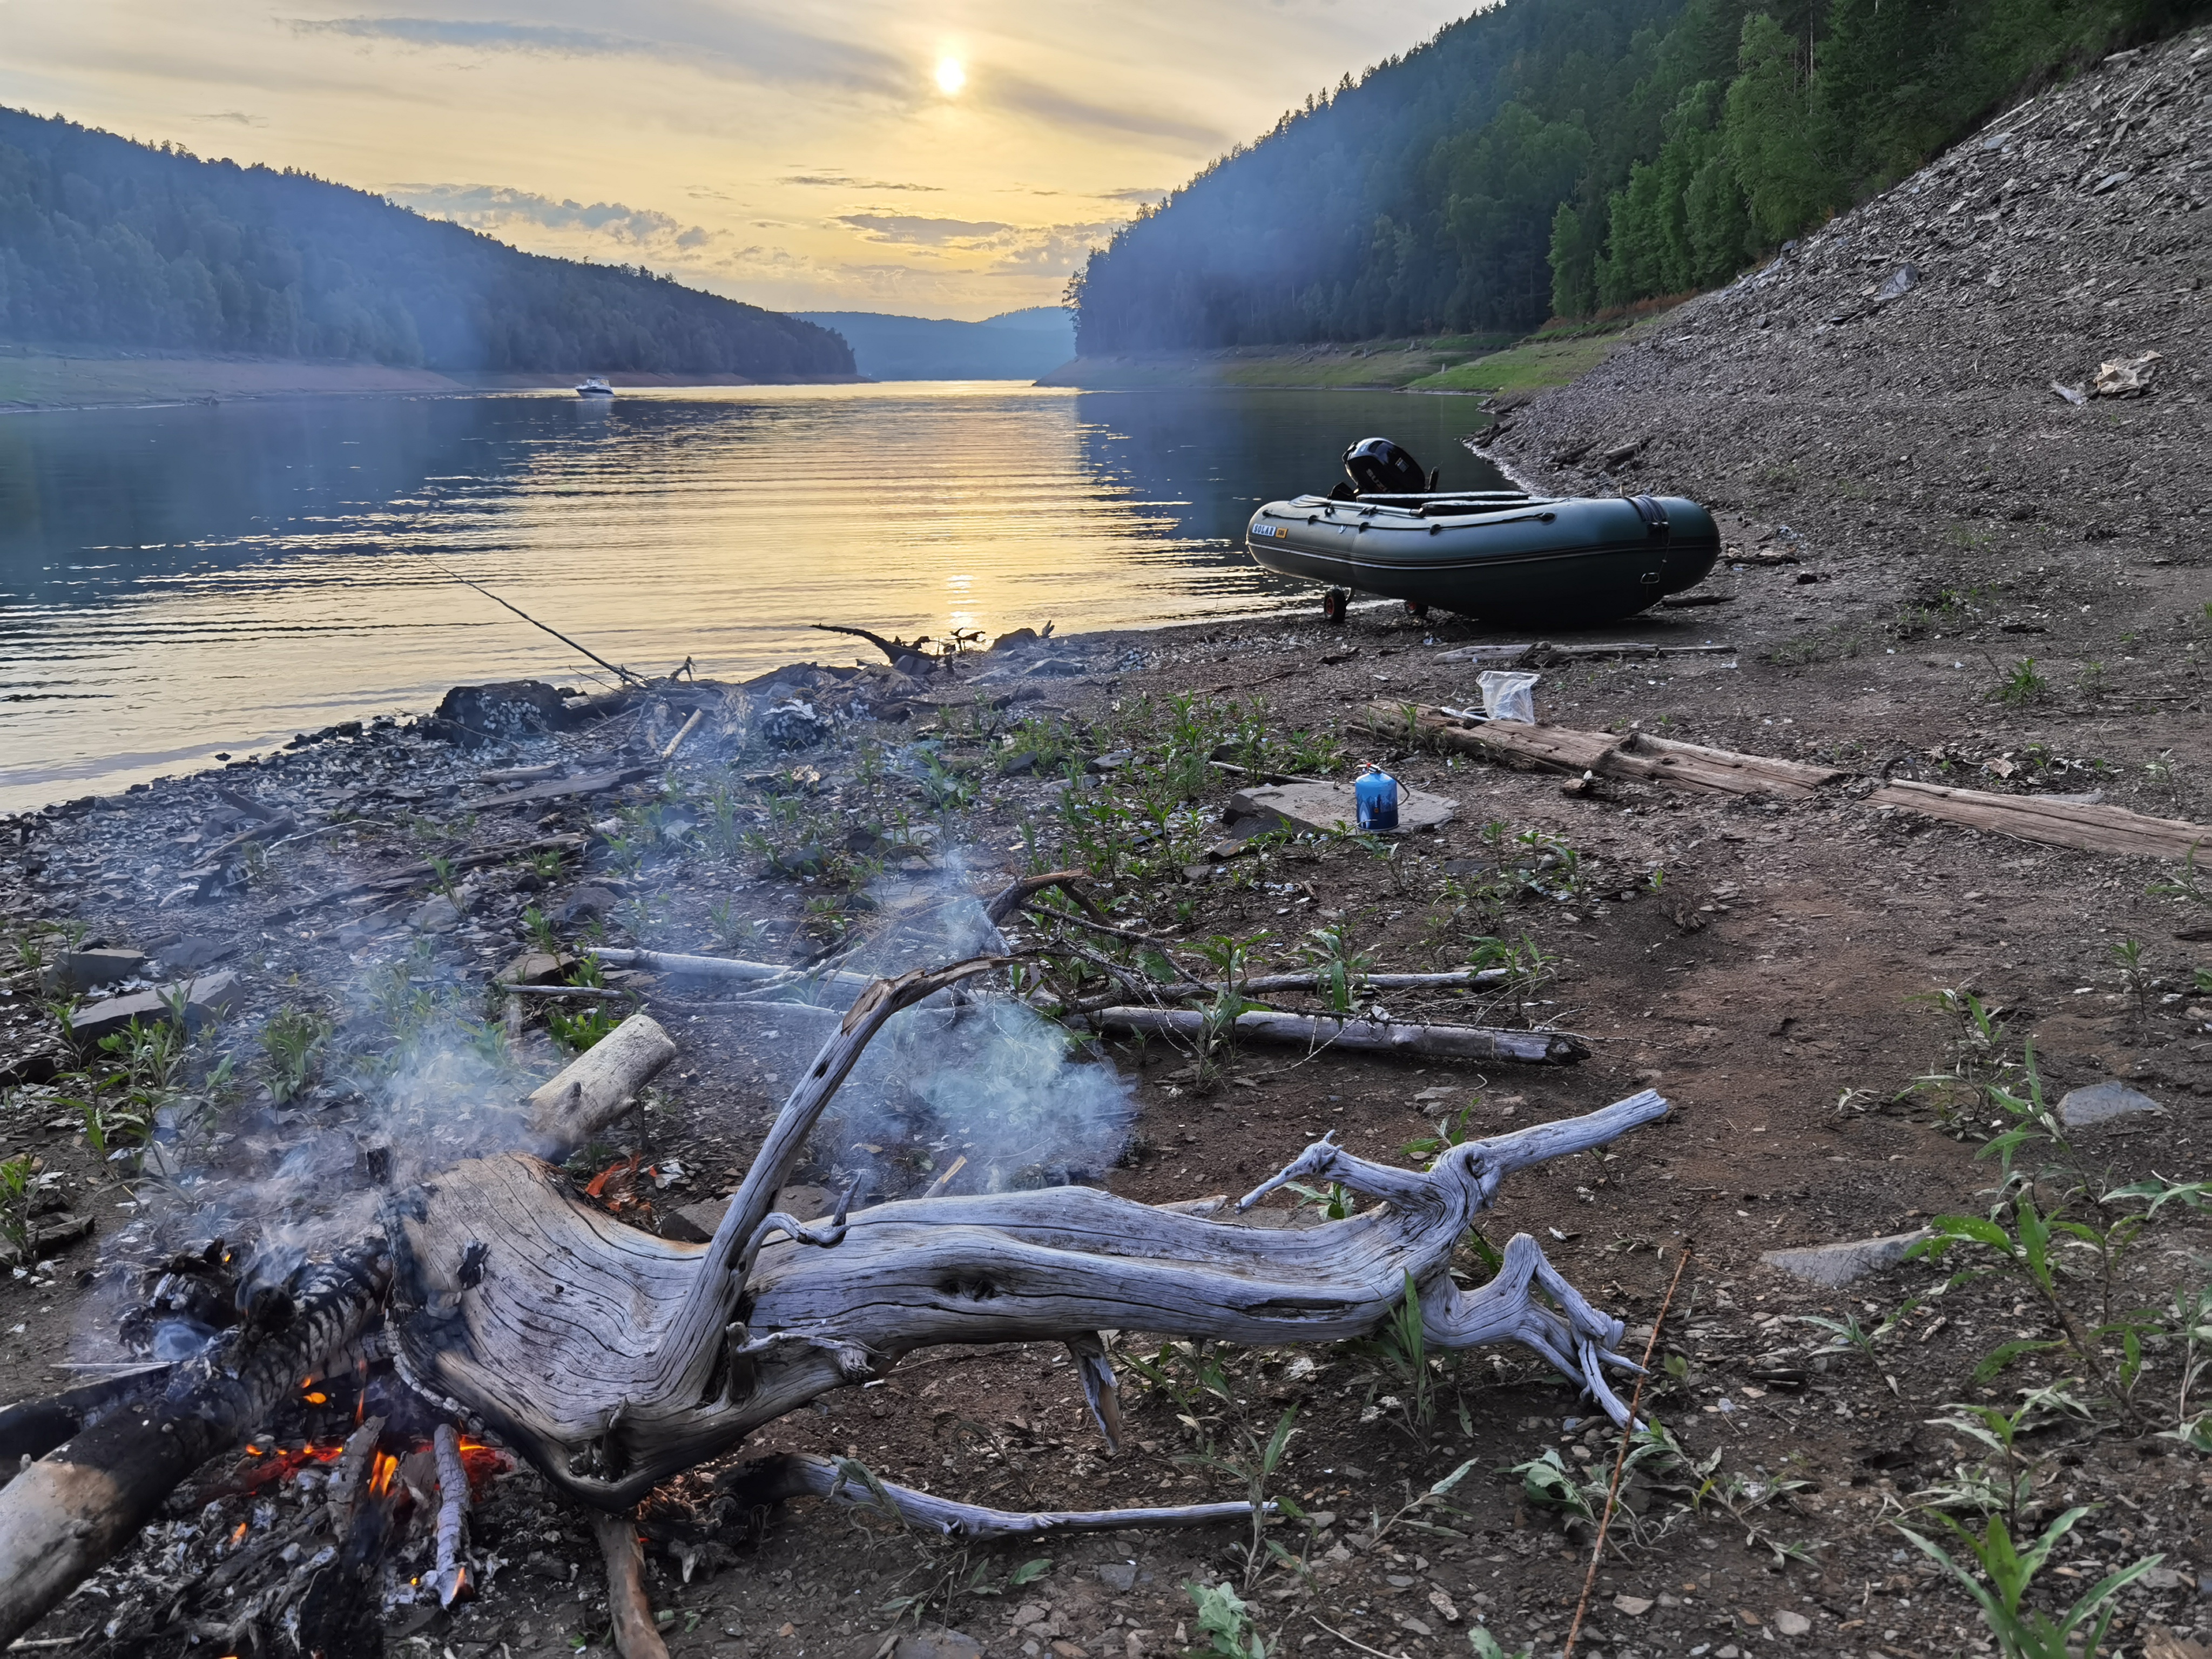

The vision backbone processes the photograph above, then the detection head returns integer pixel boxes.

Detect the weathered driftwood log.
[590,945,878,995]
[432,1422,471,1607]
[1085,1007,1587,1064]
[0,1241,389,1647]
[721,1452,1260,1539]
[385,947,1657,1509]
[525,1011,678,1157]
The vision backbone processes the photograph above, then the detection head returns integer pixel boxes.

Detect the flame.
[304,1391,328,1405]
[368,1451,399,1499]
[227,1521,248,1547]
[243,1446,263,1458]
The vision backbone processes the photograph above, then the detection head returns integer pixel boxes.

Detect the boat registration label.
[1251,523,1286,538]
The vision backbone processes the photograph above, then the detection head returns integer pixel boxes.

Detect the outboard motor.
[1343,436,1428,496]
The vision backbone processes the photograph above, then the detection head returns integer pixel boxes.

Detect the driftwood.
[286,834,585,916]
[590,945,875,994]
[811,622,937,671]
[594,1512,670,1659]
[524,1010,678,1156]
[1087,1007,1586,1064]
[1866,777,2211,860]
[721,1452,1262,1539]
[0,959,1665,1644]
[459,765,658,813]
[432,1422,471,1607]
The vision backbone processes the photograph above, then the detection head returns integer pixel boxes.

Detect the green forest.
[0,108,851,378]
[1070,0,2207,350]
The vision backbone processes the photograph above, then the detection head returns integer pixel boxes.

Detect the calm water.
[0,383,1499,811]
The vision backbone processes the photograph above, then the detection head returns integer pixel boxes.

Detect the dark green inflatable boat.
[1247,437,1718,624]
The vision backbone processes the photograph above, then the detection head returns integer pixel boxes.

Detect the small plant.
[523,905,561,957]
[1359,1271,1435,1440]
[426,854,464,909]
[2110,938,2149,1019]
[1185,1580,1265,1659]
[1402,1098,1482,1166]
[548,1002,621,1055]
[1992,657,2050,706]
[1179,1408,1304,1589]
[0,1154,38,1260]
[1896,1507,2160,1659]
[1297,919,1372,1015]
[1467,933,1556,1023]
[259,1004,334,1104]
[1468,1632,1532,1659]
[2146,841,2211,907]
[1793,1300,1918,1395]
[525,848,568,882]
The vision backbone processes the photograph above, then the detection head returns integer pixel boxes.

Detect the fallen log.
[524,1010,678,1157]
[1085,1007,1586,1064]
[0,1365,170,1471]
[721,1452,1261,1539]
[459,765,657,813]
[432,1423,471,1608]
[594,1510,670,1659]
[0,1240,390,1648]
[589,945,875,993]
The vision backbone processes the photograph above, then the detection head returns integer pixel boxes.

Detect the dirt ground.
[5,32,2212,1659]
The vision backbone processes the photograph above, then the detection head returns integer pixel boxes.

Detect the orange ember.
[456,1438,512,1494]
[304,1391,328,1405]
[227,1521,248,1547]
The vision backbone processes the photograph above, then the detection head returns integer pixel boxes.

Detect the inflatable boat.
[1247,437,1719,624]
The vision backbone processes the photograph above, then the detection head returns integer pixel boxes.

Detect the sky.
[1,2,1478,321]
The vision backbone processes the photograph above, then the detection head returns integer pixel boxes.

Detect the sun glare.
[935,56,966,96]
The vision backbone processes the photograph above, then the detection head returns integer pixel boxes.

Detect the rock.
[433,680,575,744]
[409,895,462,933]
[1095,1562,1138,1593]
[1873,263,1919,301]
[152,935,234,973]
[990,628,1040,652]
[1773,1609,1812,1637]
[498,951,572,986]
[2059,1080,2164,1127]
[70,972,240,1043]
[1024,657,1088,678]
[1761,1228,1932,1287]
[41,949,147,994]
[1085,750,1134,775]
[759,699,831,749]
[557,886,623,925]
[1228,779,1457,835]
[1612,1595,1654,1616]
[662,1184,831,1244]
[892,1633,983,1659]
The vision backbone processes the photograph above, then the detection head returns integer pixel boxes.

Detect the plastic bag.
[1476,670,1540,724]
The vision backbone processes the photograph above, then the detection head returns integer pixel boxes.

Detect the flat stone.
[1095,1562,1138,1593]
[409,895,462,933]
[71,972,240,1043]
[1773,1609,1812,1637]
[41,949,148,994]
[1612,1595,1653,1616]
[557,886,623,925]
[2059,1080,2164,1128]
[153,935,234,973]
[662,1183,831,1244]
[893,1633,983,1659]
[1761,1228,1932,1287]
[1228,779,1456,836]
[497,951,572,986]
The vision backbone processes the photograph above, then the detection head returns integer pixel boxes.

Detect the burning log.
[1084,1006,1587,1064]
[0,1240,389,1648]
[719,1451,1259,1539]
[0,1364,168,1471]
[432,1422,472,1607]
[325,1414,386,1533]
[594,1510,670,1659]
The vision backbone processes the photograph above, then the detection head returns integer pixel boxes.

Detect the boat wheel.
[1404,600,1429,620]
[1322,589,1348,624]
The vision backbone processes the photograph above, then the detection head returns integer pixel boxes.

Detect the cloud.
[780,172,942,192]
[288,9,911,97]
[1097,186,1170,204]
[980,70,1225,147]
[192,110,268,126]
[386,182,712,247]
[835,213,1014,245]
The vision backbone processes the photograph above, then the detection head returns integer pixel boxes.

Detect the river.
[0,382,1499,811]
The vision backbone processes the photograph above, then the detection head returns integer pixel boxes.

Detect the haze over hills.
[795,307,1076,380]
[1070,0,2204,352]
[0,108,851,380]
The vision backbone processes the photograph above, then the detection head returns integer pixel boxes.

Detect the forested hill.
[1071,0,2205,350]
[0,109,851,378]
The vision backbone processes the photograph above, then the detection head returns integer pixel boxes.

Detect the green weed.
[1895,1507,2160,1659]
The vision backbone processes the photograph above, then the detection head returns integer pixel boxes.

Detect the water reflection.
[0,383,1498,808]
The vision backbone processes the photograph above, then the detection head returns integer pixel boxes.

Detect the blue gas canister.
[1354,764,1400,831]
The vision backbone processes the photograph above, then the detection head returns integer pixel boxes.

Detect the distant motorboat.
[575,377,615,398]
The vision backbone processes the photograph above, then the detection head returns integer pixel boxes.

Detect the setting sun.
[934,56,966,96]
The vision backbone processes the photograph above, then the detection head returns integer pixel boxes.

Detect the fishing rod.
[426,562,644,686]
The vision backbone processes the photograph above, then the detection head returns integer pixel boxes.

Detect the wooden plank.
[1611,733,1845,800]
[1867,779,2212,859]
[1358,702,1620,773]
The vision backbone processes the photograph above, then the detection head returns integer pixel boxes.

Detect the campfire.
[0,913,1669,1659]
